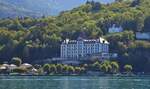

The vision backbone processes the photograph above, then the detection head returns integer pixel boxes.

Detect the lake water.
[0,76,150,89]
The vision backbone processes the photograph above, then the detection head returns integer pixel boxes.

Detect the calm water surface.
[0,76,150,89]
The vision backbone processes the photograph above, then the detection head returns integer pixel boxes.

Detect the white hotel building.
[61,37,109,59]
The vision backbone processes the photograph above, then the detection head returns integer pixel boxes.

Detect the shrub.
[11,57,22,66]
[12,67,27,73]
[43,64,50,74]
[124,64,133,73]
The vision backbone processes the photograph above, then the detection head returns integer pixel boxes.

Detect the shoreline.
[0,73,150,77]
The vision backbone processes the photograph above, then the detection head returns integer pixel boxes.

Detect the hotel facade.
[60,37,109,59]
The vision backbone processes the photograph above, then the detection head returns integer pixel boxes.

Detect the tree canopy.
[0,0,149,73]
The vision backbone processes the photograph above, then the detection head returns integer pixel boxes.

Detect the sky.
[50,0,115,14]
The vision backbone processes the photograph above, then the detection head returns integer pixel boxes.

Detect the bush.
[111,61,119,73]
[75,67,81,74]
[56,64,63,73]
[62,65,69,73]
[12,67,27,73]
[11,57,22,66]
[43,64,50,74]
[50,64,57,73]
[124,64,133,73]
[68,66,75,74]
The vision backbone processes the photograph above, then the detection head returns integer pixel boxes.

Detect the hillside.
[0,0,149,72]
[0,0,114,18]
[0,1,40,18]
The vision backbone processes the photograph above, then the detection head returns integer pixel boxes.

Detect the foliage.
[0,59,132,75]
[90,60,120,74]
[12,67,27,73]
[56,64,63,73]
[92,61,101,70]
[111,61,119,73]
[124,64,133,73]
[11,57,22,66]
[43,64,50,74]
[68,66,75,74]
[49,64,57,73]
[0,0,149,73]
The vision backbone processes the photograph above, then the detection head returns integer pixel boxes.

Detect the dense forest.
[0,0,149,72]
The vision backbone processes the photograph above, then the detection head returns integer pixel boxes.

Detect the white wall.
[136,32,150,40]
[108,24,123,33]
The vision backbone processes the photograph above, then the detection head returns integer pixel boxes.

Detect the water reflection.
[0,76,150,89]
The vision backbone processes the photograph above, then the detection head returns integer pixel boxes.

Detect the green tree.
[111,61,119,73]
[100,60,112,73]
[12,67,27,73]
[11,57,22,66]
[56,64,63,74]
[68,66,75,74]
[62,65,69,74]
[124,64,133,73]
[75,67,81,74]
[92,61,101,71]
[50,64,57,73]
[43,64,50,74]
[100,64,108,73]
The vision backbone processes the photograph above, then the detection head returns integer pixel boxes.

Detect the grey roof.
[62,37,109,44]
